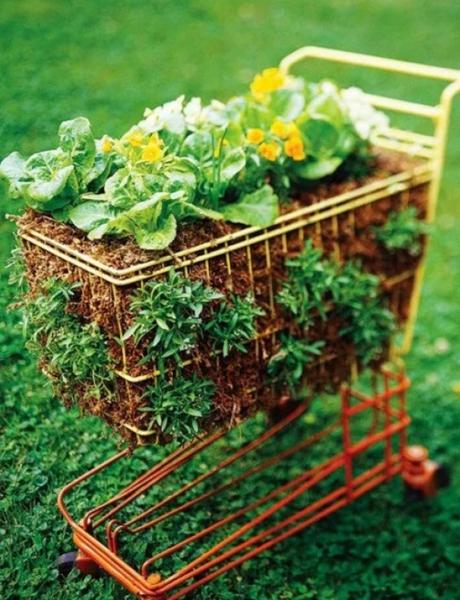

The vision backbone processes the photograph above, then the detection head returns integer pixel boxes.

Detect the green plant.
[23,278,115,402]
[124,269,222,368]
[0,70,387,249]
[373,206,428,255]
[267,333,325,392]
[277,240,335,327]
[140,374,215,442]
[332,262,395,364]
[205,293,264,356]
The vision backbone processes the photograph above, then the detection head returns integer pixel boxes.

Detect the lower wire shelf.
[58,366,430,599]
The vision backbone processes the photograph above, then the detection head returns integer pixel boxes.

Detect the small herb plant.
[23,278,115,402]
[332,262,395,365]
[275,241,396,376]
[277,240,335,327]
[373,206,427,255]
[125,270,264,366]
[123,269,222,368]
[0,69,388,249]
[205,293,264,356]
[141,374,215,442]
[268,333,325,393]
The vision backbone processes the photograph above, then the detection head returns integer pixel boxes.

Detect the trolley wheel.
[56,550,101,577]
[56,551,78,577]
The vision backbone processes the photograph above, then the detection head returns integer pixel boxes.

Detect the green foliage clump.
[205,293,264,356]
[23,278,115,402]
[373,206,428,255]
[267,333,325,392]
[124,269,222,368]
[277,240,335,327]
[276,240,395,369]
[332,262,395,365]
[141,374,215,442]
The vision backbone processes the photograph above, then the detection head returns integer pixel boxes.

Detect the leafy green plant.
[373,206,428,255]
[205,293,264,356]
[277,241,395,366]
[124,269,222,368]
[23,278,115,402]
[332,262,395,364]
[267,333,325,392]
[277,240,335,327]
[0,70,388,249]
[140,374,215,442]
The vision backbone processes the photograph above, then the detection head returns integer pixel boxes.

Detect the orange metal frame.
[58,367,412,599]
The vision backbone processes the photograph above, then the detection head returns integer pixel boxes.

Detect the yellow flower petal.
[141,143,163,163]
[258,141,280,162]
[246,128,265,145]
[284,136,306,161]
[101,135,113,153]
[270,120,290,139]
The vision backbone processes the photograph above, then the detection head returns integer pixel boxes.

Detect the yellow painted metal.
[18,47,460,361]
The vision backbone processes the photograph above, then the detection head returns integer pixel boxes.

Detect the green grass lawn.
[1,1,460,598]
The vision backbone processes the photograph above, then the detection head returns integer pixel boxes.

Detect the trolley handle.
[279,46,460,84]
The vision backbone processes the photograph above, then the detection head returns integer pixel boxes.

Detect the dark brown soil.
[18,149,429,445]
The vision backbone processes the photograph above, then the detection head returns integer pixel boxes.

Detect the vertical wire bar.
[331,216,341,262]
[341,385,354,500]
[264,235,276,347]
[383,372,393,479]
[246,239,259,363]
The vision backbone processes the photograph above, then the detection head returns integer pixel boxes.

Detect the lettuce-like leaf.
[58,117,96,185]
[0,152,27,199]
[220,147,246,182]
[220,185,279,228]
[294,157,342,180]
[69,201,114,232]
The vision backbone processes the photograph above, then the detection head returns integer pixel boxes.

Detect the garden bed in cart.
[17,148,430,444]
[3,61,433,444]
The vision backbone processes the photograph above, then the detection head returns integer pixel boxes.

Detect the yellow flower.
[101,135,113,153]
[141,141,163,163]
[284,136,306,161]
[270,120,290,139]
[258,141,280,162]
[250,67,286,97]
[125,130,144,147]
[286,122,300,138]
[246,128,265,145]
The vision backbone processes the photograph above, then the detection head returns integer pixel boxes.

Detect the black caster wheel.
[56,551,78,577]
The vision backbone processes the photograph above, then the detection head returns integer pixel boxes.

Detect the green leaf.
[134,214,177,250]
[58,117,96,184]
[22,149,78,209]
[104,167,150,209]
[295,157,342,180]
[0,152,27,199]
[220,147,246,182]
[220,184,279,227]
[268,89,305,121]
[300,118,339,158]
[69,201,114,232]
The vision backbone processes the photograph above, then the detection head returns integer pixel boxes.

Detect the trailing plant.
[267,333,325,393]
[22,278,115,402]
[204,293,264,357]
[373,206,428,255]
[277,240,335,327]
[123,269,223,369]
[332,262,395,365]
[277,241,396,367]
[0,70,388,249]
[140,374,215,442]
